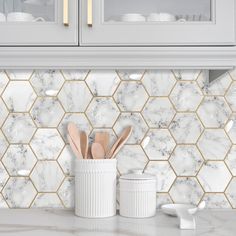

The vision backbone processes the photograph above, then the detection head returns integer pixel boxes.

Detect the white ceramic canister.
[75,159,117,218]
[119,170,156,218]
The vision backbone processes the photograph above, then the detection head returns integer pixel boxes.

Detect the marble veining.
[142,97,176,128]
[0,69,236,209]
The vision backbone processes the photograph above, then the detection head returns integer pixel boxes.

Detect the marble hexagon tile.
[197,96,231,128]
[0,98,9,126]
[142,97,176,128]
[225,145,236,176]
[225,178,236,208]
[202,193,231,209]
[197,129,232,160]
[2,81,36,112]
[30,161,64,192]
[169,177,204,205]
[197,71,232,96]
[30,129,65,160]
[142,70,176,96]
[62,70,89,81]
[86,97,120,128]
[173,70,201,81]
[58,177,75,208]
[30,70,65,96]
[2,177,37,208]
[114,81,148,112]
[86,70,120,96]
[142,129,176,160]
[2,113,36,143]
[30,97,65,128]
[32,193,63,208]
[58,81,92,112]
[169,113,203,144]
[2,145,37,176]
[0,163,9,191]
[116,145,148,175]
[145,161,176,192]
[169,81,203,112]
[0,131,8,158]
[226,114,236,143]
[113,113,148,144]
[197,162,232,192]
[226,81,236,112]
[0,71,9,94]
[58,145,75,176]
[5,70,33,81]
[169,145,204,176]
[117,70,145,81]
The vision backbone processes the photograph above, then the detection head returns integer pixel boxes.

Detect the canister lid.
[120,169,156,181]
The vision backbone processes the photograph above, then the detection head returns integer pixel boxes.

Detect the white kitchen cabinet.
[80,0,236,46]
[0,0,78,45]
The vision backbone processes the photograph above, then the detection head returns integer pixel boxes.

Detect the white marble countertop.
[0,209,235,236]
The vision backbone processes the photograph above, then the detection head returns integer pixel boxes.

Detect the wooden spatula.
[95,132,110,156]
[67,135,83,159]
[91,143,105,159]
[107,126,132,159]
[80,131,88,159]
[67,122,82,156]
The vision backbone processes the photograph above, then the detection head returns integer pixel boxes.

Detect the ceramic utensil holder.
[75,159,117,218]
[119,170,156,218]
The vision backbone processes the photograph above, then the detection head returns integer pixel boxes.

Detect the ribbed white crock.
[75,159,117,218]
[119,172,156,218]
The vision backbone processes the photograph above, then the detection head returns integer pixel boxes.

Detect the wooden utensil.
[91,143,105,159]
[67,122,82,155]
[95,132,110,156]
[80,131,88,159]
[67,134,83,159]
[107,126,132,159]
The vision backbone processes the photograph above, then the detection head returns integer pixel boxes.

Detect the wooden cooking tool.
[95,132,110,156]
[107,126,132,159]
[67,134,83,159]
[91,143,105,159]
[67,122,82,155]
[80,131,88,159]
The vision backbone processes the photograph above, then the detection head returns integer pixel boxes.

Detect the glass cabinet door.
[0,0,78,45]
[80,0,235,46]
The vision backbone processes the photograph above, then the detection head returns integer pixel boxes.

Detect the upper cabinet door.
[80,0,236,46]
[0,0,78,45]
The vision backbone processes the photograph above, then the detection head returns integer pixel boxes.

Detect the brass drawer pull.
[87,0,93,27]
[63,0,69,26]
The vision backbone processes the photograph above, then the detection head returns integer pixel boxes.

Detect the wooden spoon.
[80,131,88,159]
[67,122,82,156]
[107,126,132,159]
[91,143,105,159]
[95,132,110,156]
[67,135,83,159]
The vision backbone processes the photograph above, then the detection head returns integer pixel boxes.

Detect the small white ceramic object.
[75,159,117,218]
[162,202,206,230]
[7,12,45,22]
[119,169,156,218]
[147,13,176,22]
[121,13,146,22]
[0,13,6,22]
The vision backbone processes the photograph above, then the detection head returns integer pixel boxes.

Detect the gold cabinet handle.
[87,0,93,27]
[63,0,69,26]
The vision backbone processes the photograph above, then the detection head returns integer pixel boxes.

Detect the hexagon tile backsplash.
[0,69,236,209]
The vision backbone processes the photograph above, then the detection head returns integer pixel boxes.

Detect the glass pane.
[104,0,211,22]
[0,0,55,22]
